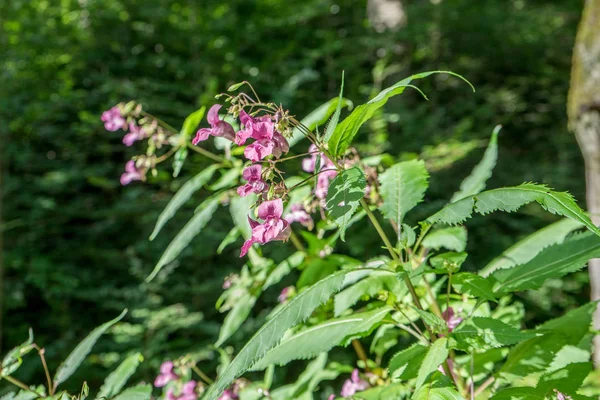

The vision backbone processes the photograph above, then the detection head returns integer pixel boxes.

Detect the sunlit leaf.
[326,167,366,241]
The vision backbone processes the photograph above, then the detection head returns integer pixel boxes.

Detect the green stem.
[187,143,227,164]
[289,230,305,252]
[192,365,214,385]
[3,376,40,397]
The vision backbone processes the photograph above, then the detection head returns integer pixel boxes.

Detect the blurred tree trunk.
[568,0,600,367]
[367,0,406,31]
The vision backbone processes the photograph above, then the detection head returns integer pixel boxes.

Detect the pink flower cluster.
[442,307,463,332]
[192,106,289,163]
[154,361,198,400]
[284,203,314,230]
[302,144,337,199]
[101,106,149,147]
[240,199,290,257]
[340,369,369,397]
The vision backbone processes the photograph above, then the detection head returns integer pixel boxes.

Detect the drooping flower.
[315,168,338,199]
[236,111,288,161]
[154,361,179,387]
[340,369,369,397]
[442,307,463,332]
[284,204,314,230]
[240,199,291,257]
[301,144,337,199]
[101,106,126,131]
[328,395,335,400]
[237,165,268,197]
[217,389,238,400]
[120,160,143,186]
[278,286,294,303]
[271,131,289,158]
[179,381,198,400]
[122,122,146,146]
[192,105,235,144]
[167,390,178,400]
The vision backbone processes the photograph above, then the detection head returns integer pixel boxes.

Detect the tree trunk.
[568,0,600,366]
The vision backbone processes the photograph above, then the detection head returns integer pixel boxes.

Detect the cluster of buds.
[217,379,253,400]
[101,102,181,185]
[326,369,372,399]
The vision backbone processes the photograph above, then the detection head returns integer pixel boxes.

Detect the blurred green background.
[0,0,589,393]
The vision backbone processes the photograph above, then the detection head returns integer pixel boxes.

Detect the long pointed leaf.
[54,310,127,388]
[97,353,143,399]
[323,72,345,143]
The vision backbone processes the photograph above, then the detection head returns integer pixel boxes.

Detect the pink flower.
[192,105,235,144]
[328,395,335,400]
[179,381,197,400]
[278,286,293,303]
[237,165,268,197]
[442,307,463,332]
[120,160,143,186]
[167,390,178,400]
[122,122,146,146]
[315,169,338,199]
[154,361,179,387]
[284,204,314,230]
[340,369,369,397]
[217,390,238,400]
[240,199,291,257]
[301,144,337,199]
[236,111,288,161]
[101,106,126,131]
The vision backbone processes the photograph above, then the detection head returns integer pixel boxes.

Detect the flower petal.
[207,104,222,126]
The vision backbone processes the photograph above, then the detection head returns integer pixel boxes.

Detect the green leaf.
[147,196,219,282]
[412,372,465,400]
[547,345,590,372]
[536,362,592,397]
[489,387,542,400]
[180,106,206,139]
[450,125,500,202]
[217,227,240,255]
[334,270,402,316]
[379,160,429,238]
[171,147,188,178]
[270,354,338,400]
[288,97,353,148]
[491,232,600,294]
[54,310,127,388]
[215,293,257,347]
[252,307,391,370]
[325,167,366,241]
[388,343,428,381]
[203,268,377,400]
[429,252,467,273]
[451,317,537,350]
[1,329,34,377]
[480,218,584,277]
[327,71,473,157]
[230,194,257,239]
[350,383,410,400]
[97,353,143,399]
[149,165,218,240]
[422,226,467,252]
[413,308,448,334]
[210,167,242,191]
[415,337,449,390]
[451,273,497,302]
[323,72,345,143]
[499,303,596,382]
[425,183,600,238]
[228,82,246,91]
[111,384,152,400]
[263,252,305,290]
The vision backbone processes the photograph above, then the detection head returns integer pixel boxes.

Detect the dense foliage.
[1,0,594,398]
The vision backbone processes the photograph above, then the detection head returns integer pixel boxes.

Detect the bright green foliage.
[451,317,537,350]
[251,307,391,369]
[54,310,127,388]
[412,373,464,400]
[111,384,152,400]
[204,269,376,400]
[415,338,449,390]
[215,293,257,347]
[421,226,467,252]
[147,196,219,281]
[97,353,143,399]
[231,194,258,239]
[480,218,584,276]
[269,354,338,400]
[149,165,218,240]
[333,270,401,316]
[452,273,497,301]
[179,107,206,139]
[426,183,600,237]
[388,343,428,381]
[379,160,429,239]
[491,232,600,294]
[450,125,500,202]
[288,97,353,147]
[325,167,366,240]
[413,309,448,334]
[326,71,473,157]
[1,329,34,377]
[263,252,306,290]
